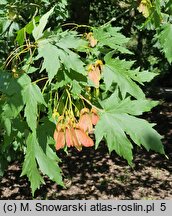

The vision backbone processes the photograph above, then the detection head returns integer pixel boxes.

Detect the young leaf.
[33,7,54,40]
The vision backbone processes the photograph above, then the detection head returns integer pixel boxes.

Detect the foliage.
[138,0,172,64]
[89,0,171,83]
[0,1,166,196]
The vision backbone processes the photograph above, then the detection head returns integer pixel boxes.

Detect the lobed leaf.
[93,25,132,54]
[95,93,164,165]
[95,112,133,165]
[22,132,64,196]
[36,36,85,82]
[21,133,45,196]
[103,60,145,99]
[37,40,61,82]
[101,91,159,116]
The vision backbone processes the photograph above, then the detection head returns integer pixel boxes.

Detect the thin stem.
[66,88,74,117]
[42,80,49,94]
[5,45,36,68]
[79,94,103,112]
[100,9,130,27]
[33,77,48,84]
[62,22,93,32]
[4,45,27,67]
[62,94,69,117]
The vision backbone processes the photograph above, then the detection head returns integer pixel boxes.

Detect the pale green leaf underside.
[33,7,54,40]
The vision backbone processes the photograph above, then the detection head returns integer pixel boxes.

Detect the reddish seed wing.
[78,113,93,132]
[89,36,97,47]
[88,66,101,88]
[55,130,65,150]
[65,128,73,147]
[86,33,97,47]
[91,108,99,125]
[75,128,94,147]
[71,128,82,151]
[91,113,99,125]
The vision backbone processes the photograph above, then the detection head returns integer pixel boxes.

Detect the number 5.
[160,203,166,211]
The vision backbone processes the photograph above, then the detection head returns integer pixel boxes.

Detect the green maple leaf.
[102,91,158,115]
[1,117,11,136]
[23,82,46,131]
[0,71,25,119]
[128,68,158,84]
[102,53,157,99]
[117,114,164,154]
[21,133,44,196]
[95,92,164,165]
[158,23,172,63]
[57,31,88,51]
[56,42,85,74]
[37,40,61,82]
[95,112,134,164]
[36,34,85,81]
[34,136,63,189]
[93,25,132,54]
[0,70,22,96]
[2,93,24,119]
[22,132,63,196]
[103,58,145,99]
